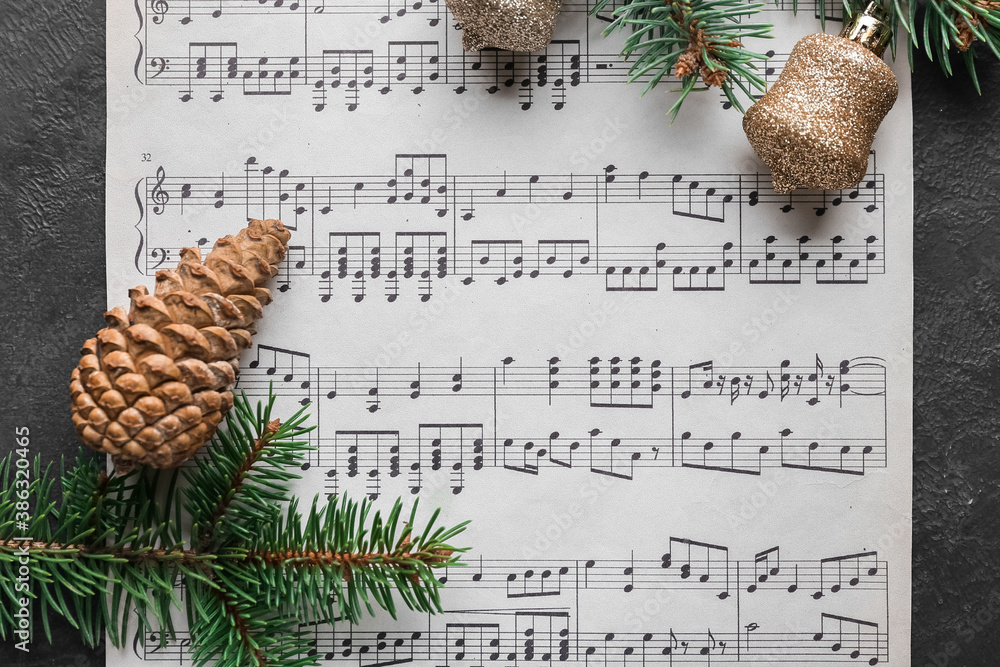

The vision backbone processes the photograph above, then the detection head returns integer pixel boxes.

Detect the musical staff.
[298,427,886,493]
[130,544,888,665]
[436,551,886,597]
[135,622,889,664]
[143,157,884,215]
[139,0,842,22]
[229,345,888,494]
[135,0,842,112]
[238,353,886,406]
[135,154,886,300]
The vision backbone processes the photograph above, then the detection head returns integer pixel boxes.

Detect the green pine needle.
[0,385,469,667]
[592,0,774,120]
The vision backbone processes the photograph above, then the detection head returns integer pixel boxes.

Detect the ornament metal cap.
[840,1,892,58]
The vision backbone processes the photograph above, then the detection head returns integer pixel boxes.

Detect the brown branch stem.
[665,0,736,86]
[214,588,268,667]
[1,541,451,573]
[0,539,208,566]
[244,548,454,574]
[82,469,113,535]
[197,418,281,551]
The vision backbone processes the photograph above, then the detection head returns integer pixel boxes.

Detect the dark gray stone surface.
[2,2,108,665]
[0,0,998,664]
[911,47,1000,667]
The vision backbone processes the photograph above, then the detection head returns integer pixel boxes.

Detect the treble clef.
[151,0,169,23]
[150,166,169,214]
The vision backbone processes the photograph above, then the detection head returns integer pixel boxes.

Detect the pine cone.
[675,50,700,79]
[700,64,727,88]
[70,219,290,471]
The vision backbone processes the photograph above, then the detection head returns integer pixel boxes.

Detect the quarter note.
[622,552,635,592]
[410,363,422,399]
[367,369,380,413]
[788,563,799,593]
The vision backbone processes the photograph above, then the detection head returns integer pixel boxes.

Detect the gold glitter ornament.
[446,0,562,51]
[742,2,898,194]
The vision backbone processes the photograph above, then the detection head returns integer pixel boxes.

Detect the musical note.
[682,361,714,399]
[331,430,398,499]
[514,612,570,663]
[385,41,439,95]
[622,552,635,592]
[277,244,307,293]
[445,623,501,665]
[418,423,482,494]
[505,564,568,598]
[391,154,449,213]
[587,356,659,408]
[746,546,779,593]
[391,232,447,302]
[183,42,237,102]
[535,239,590,279]
[247,345,313,404]
[321,232,381,303]
[813,613,883,665]
[468,240,524,286]
[665,537,731,600]
[670,175,732,222]
[820,551,880,594]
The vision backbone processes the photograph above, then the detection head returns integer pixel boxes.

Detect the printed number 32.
[141,153,152,162]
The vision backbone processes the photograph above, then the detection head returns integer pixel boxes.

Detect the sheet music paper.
[105,0,913,664]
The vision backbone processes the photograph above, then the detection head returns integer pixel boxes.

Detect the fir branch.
[187,391,314,552]
[806,0,1000,91]
[210,589,268,667]
[187,583,315,667]
[592,0,773,119]
[234,495,467,625]
[196,417,282,551]
[1,387,469,667]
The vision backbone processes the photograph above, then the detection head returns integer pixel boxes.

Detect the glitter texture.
[446,0,562,51]
[742,33,898,194]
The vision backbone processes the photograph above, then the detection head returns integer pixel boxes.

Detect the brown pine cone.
[70,219,290,471]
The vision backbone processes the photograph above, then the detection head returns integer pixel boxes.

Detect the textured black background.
[1,0,998,664]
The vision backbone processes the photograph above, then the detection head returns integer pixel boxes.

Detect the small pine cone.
[700,64,728,88]
[675,50,700,79]
[956,14,978,51]
[71,219,290,471]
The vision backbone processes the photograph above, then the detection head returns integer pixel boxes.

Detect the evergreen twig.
[804,0,1000,92]
[0,386,469,667]
[592,0,774,119]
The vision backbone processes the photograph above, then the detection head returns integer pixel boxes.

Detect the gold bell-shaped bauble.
[742,2,899,194]
[446,0,563,51]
